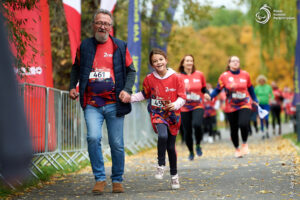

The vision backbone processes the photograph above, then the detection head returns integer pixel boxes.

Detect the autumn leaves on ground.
[15,130,300,200]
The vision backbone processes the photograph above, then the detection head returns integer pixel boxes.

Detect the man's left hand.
[119,90,131,103]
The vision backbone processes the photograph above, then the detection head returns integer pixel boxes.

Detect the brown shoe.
[112,182,124,193]
[92,181,106,195]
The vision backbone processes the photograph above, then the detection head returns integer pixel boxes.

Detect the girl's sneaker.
[235,148,243,158]
[171,174,180,189]
[155,166,165,179]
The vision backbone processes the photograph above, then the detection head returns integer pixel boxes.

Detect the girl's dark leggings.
[156,123,177,175]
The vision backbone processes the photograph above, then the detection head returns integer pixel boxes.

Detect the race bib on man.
[232,92,246,99]
[89,71,110,80]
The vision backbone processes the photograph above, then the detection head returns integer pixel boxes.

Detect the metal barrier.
[1,83,156,187]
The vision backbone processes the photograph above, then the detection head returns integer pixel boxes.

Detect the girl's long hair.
[178,54,196,73]
[226,55,240,71]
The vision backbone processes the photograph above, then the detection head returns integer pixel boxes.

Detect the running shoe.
[235,148,243,158]
[241,143,250,155]
[171,174,180,189]
[196,146,203,156]
[208,136,214,143]
[155,165,165,179]
[188,153,194,161]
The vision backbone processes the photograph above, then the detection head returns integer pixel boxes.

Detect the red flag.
[11,0,53,87]
[10,0,56,152]
[63,0,81,63]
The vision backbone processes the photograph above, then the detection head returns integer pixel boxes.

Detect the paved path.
[15,123,300,200]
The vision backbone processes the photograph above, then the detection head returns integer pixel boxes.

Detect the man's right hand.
[69,89,79,100]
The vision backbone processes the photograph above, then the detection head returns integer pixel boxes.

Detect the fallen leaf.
[258,190,273,194]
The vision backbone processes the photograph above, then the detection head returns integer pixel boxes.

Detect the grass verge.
[282,132,300,150]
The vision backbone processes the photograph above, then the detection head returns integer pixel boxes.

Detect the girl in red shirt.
[131,48,186,190]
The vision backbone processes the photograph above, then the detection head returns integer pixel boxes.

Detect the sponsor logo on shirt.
[104,52,113,57]
[184,79,189,83]
[165,87,176,92]
[193,79,200,83]
[229,77,234,82]
[240,79,246,83]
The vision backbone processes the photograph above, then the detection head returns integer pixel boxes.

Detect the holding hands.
[119,90,131,103]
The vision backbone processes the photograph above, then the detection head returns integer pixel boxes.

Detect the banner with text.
[293,0,300,104]
[127,0,141,92]
[148,0,178,73]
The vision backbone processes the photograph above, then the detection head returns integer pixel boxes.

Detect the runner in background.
[203,83,221,143]
[282,87,296,132]
[254,75,273,139]
[270,81,283,135]
[178,55,211,161]
[219,90,230,130]
[282,86,294,123]
[248,102,258,136]
[209,56,258,158]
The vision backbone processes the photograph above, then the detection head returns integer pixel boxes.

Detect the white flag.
[258,105,269,119]
[100,0,117,12]
[100,0,117,36]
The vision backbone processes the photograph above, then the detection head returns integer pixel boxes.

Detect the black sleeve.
[123,63,136,94]
[201,87,210,94]
[69,48,80,90]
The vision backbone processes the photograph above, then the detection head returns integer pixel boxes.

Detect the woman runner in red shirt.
[209,56,258,158]
[178,55,211,160]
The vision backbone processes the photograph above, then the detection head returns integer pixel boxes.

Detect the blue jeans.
[84,104,125,183]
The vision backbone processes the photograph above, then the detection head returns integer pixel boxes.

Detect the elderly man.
[69,9,136,194]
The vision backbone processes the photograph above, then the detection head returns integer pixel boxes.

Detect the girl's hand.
[119,90,131,103]
[165,102,175,111]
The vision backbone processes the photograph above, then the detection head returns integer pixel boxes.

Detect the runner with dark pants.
[270,81,283,135]
[178,55,211,161]
[209,56,258,158]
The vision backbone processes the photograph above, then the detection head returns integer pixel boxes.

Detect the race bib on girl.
[151,99,169,108]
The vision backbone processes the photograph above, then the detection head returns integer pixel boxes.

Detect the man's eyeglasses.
[94,21,112,28]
